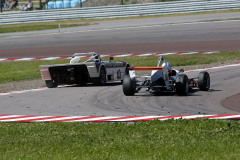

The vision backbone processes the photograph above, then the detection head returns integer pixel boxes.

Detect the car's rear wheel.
[97,67,106,86]
[175,74,189,95]
[45,80,58,88]
[198,71,210,91]
[125,66,129,75]
[123,75,136,96]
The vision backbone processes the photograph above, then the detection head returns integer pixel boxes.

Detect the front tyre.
[45,80,58,88]
[123,75,136,96]
[175,74,189,95]
[198,71,210,91]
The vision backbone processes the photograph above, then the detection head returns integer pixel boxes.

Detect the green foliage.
[0,51,240,84]
[0,119,239,159]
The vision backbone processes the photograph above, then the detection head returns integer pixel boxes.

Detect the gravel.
[0,60,238,93]
[0,79,45,93]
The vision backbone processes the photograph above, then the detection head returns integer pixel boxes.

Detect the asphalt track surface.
[0,12,240,58]
[0,65,239,116]
[0,12,240,116]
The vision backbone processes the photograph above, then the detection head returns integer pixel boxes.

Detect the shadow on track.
[57,82,122,89]
[132,88,221,97]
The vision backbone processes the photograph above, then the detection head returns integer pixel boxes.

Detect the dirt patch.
[0,60,239,93]
[221,93,240,112]
[0,79,45,93]
[173,60,240,71]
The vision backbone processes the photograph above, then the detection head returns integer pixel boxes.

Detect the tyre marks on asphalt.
[0,63,239,116]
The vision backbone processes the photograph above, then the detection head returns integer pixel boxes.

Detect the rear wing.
[129,67,163,71]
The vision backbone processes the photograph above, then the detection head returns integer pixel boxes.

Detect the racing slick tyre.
[123,75,136,96]
[121,66,130,84]
[45,80,58,88]
[175,74,189,95]
[97,67,106,86]
[198,71,210,91]
[125,66,130,75]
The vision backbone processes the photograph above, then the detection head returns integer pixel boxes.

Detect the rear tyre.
[175,74,189,95]
[198,71,210,91]
[97,67,106,86]
[45,80,58,88]
[125,66,129,75]
[123,75,136,96]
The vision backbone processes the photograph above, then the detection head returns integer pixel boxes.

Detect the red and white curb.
[1,62,240,96]
[0,114,239,122]
[0,87,48,96]
[0,51,217,62]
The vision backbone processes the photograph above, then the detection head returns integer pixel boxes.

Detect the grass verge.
[0,119,239,159]
[0,51,240,84]
[0,9,240,34]
[0,22,95,33]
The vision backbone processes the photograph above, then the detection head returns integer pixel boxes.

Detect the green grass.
[0,22,93,33]
[0,59,68,84]
[0,119,239,159]
[0,9,240,34]
[110,51,240,67]
[0,51,240,84]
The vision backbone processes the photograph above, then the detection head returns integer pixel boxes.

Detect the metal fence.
[0,0,240,25]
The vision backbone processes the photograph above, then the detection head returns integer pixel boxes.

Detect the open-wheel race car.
[40,53,129,88]
[122,56,210,96]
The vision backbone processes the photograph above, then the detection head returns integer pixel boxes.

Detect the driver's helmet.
[92,53,98,59]
[91,53,101,62]
[162,62,171,70]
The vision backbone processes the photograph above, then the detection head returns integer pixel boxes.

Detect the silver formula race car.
[40,53,129,88]
[122,56,210,96]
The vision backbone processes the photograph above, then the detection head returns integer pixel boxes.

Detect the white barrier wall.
[0,0,240,25]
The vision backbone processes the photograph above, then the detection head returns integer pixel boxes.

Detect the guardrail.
[0,0,240,25]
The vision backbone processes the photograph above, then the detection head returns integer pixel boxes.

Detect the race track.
[0,64,239,116]
[0,12,240,58]
[0,12,240,116]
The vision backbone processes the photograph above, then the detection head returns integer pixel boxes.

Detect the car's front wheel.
[198,71,210,91]
[123,75,136,96]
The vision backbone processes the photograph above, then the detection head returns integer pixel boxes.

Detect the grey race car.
[122,56,210,96]
[40,53,129,88]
